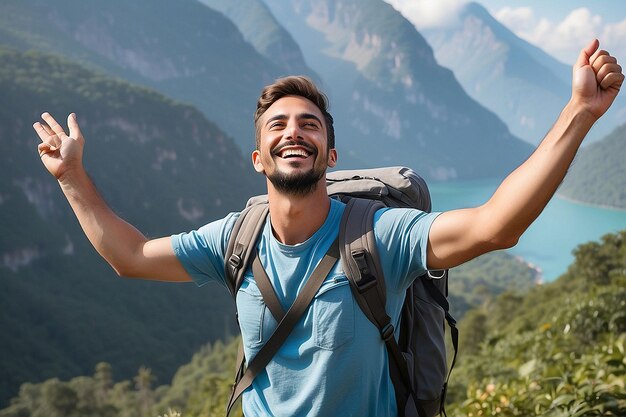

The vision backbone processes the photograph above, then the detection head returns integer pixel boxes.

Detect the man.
[34,39,622,416]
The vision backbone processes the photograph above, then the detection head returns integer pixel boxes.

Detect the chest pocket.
[237,273,355,351]
[313,275,354,350]
[236,276,277,349]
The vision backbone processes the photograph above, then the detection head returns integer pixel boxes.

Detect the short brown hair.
[254,76,335,150]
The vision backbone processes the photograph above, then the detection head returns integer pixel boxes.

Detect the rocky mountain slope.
[262,0,532,180]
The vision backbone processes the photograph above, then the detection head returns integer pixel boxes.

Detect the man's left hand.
[572,39,624,119]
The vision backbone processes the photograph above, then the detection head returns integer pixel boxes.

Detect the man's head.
[254,76,335,150]
[252,76,337,196]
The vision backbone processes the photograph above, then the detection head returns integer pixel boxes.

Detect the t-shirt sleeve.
[374,208,441,292]
[170,212,239,289]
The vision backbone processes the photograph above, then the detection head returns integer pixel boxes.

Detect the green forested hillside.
[450,251,539,318]
[0,46,262,406]
[559,123,626,209]
[4,230,622,417]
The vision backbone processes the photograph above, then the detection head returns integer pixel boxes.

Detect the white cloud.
[494,6,535,33]
[494,7,626,65]
[385,0,466,29]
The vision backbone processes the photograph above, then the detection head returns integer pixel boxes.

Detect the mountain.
[199,0,317,79]
[420,2,626,145]
[261,0,532,180]
[0,47,263,406]
[1,0,533,180]
[558,123,626,209]
[0,0,302,153]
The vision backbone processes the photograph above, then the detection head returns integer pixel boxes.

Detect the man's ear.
[252,150,265,173]
[327,149,338,168]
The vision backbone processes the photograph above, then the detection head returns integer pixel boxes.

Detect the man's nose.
[284,121,302,140]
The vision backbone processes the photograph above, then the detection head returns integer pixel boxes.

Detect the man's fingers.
[589,49,610,66]
[67,113,83,140]
[34,121,63,149]
[600,71,625,91]
[590,52,615,74]
[41,112,67,137]
[33,122,50,143]
[37,142,57,157]
[596,62,622,87]
[41,122,55,137]
[575,39,599,69]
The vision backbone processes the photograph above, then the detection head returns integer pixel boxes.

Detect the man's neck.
[266,179,331,245]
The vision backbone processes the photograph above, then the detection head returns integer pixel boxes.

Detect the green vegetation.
[3,231,623,416]
[447,230,626,415]
[559,123,626,210]
[0,342,243,417]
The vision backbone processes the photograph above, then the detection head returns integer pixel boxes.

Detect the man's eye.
[303,122,318,128]
[270,122,285,129]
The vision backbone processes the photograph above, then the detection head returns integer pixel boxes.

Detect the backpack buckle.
[380,323,395,341]
[228,254,242,270]
[351,249,377,292]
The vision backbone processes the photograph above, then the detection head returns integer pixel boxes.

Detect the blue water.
[429,179,626,282]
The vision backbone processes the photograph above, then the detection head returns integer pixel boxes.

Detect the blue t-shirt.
[171,198,440,416]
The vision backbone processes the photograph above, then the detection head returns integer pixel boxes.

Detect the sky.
[385,0,626,65]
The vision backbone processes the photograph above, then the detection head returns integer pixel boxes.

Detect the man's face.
[253,95,337,196]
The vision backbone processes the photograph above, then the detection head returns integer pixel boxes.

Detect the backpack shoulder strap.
[223,202,268,416]
[224,202,269,297]
[339,197,387,319]
[340,198,426,417]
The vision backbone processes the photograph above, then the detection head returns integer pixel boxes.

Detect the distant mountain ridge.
[419,1,626,145]
[262,0,532,180]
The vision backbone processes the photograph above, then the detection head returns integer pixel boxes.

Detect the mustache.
[272,140,317,156]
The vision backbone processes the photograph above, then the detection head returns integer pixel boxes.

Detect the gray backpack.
[224,167,458,417]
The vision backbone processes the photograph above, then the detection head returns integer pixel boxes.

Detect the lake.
[429,179,626,282]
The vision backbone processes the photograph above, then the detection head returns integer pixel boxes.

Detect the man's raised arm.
[34,112,192,282]
[427,39,624,270]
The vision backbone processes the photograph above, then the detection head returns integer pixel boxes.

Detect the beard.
[266,161,326,196]
[266,139,327,196]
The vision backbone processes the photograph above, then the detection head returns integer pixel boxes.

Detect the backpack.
[223,166,458,417]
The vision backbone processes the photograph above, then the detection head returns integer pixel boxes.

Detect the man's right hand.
[34,112,85,181]
[32,111,192,282]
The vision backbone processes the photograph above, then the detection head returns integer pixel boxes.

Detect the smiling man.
[34,40,623,416]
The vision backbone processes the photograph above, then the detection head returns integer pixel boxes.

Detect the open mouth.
[273,141,316,160]
[279,148,312,159]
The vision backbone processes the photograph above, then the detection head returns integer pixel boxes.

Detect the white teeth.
[280,148,310,158]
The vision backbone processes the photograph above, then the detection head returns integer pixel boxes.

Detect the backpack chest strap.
[252,253,286,321]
